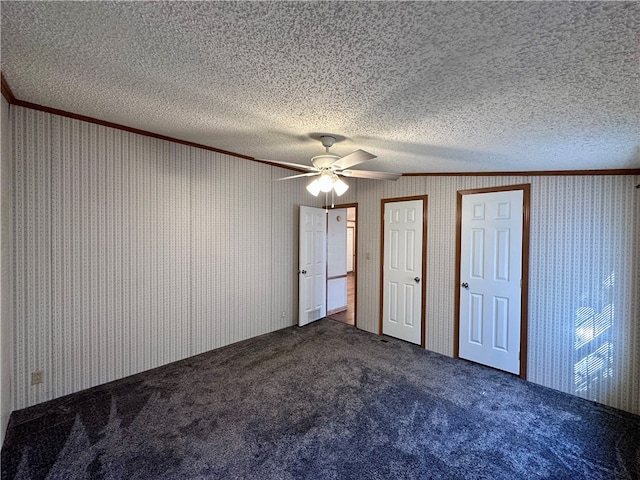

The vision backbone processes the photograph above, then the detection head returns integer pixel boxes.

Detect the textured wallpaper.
[9,105,640,416]
[11,106,307,409]
[1,97,13,441]
[353,174,640,415]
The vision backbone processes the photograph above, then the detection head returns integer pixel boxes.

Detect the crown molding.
[0,72,305,171]
[1,73,17,104]
[402,169,640,177]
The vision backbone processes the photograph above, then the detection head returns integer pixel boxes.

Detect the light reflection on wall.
[574,272,615,395]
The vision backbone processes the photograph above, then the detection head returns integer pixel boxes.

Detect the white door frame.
[379,195,428,347]
[454,184,530,379]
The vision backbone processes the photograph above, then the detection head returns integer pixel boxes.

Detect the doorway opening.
[327,204,357,327]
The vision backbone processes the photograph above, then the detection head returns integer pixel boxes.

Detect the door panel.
[471,229,484,278]
[493,296,509,350]
[299,206,326,326]
[495,230,510,280]
[404,284,415,326]
[459,190,523,374]
[469,293,483,344]
[382,199,425,345]
[389,282,398,321]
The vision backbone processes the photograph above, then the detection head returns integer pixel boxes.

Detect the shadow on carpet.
[2,319,639,479]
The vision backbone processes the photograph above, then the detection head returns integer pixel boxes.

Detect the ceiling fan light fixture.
[306,178,321,196]
[333,177,349,196]
[317,171,334,192]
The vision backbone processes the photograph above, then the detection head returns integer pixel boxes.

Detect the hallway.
[327,272,355,326]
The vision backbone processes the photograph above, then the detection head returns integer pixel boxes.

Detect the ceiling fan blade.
[270,172,318,182]
[341,170,402,181]
[332,149,377,170]
[259,159,318,172]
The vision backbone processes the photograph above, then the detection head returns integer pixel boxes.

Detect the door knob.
[414,277,421,283]
[461,282,469,289]
[300,270,307,274]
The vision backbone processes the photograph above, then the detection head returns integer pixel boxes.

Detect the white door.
[382,199,424,345]
[299,206,326,326]
[459,190,523,374]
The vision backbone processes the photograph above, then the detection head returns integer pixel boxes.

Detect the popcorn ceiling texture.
[1,1,639,173]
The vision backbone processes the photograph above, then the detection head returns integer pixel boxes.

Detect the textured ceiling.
[1,1,639,173]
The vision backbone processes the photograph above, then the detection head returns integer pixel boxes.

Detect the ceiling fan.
[269,135,401,196]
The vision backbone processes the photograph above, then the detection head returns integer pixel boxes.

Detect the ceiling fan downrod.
[320,135,336,152]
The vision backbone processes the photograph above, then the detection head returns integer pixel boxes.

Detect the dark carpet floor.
[2,319,639,479]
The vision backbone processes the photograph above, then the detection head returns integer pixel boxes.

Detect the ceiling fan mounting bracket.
[319,135,336,149]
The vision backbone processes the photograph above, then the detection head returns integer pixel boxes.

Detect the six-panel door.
[382,199,424,345]
[299,206,326,326]
[459,190,523,374]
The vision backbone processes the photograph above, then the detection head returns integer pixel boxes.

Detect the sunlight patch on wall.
[574,272,615,396]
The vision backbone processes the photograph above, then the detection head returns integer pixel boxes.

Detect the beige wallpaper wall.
[11,106,307,410]
[1,97,13,442]
[8,104,640,416]
[352,174,640,415]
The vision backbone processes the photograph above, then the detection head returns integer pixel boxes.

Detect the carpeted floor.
[2,319,639,479]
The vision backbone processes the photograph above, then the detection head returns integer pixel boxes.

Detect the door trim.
[379,195,428,348]
[327,203,358,328]
[454,184,531,379]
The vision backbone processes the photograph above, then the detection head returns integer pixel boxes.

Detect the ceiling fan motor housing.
[312,154,340,169]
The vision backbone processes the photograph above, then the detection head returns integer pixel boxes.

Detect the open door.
[298,206,327,326]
